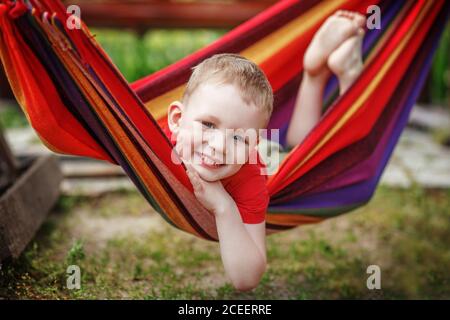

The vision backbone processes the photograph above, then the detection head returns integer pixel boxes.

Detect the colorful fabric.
[0,0,448,240]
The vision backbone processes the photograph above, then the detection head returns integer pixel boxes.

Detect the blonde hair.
[182,53,273,123]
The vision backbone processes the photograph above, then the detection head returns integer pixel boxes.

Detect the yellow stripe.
[266,212,324,225]
[145,85,185,120]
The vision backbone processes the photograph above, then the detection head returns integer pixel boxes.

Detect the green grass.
[1,186,449,299]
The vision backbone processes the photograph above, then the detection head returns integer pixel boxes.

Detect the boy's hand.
[185,164,232,214]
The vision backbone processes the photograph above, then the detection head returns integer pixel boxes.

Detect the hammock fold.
[0,0,448,240]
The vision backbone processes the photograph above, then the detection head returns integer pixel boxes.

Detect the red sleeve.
[222,162,269,224]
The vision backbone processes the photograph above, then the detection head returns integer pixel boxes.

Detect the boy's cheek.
[175,135,193,162]
[225,146,248,165]
[181,126,204,147]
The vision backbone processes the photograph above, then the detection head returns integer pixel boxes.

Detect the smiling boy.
[166,54,271,291]
[165,10,366,291]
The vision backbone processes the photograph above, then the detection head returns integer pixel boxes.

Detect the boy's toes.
[304,10,364,76]
[337,10,350,19]
[327,28,364,77]
[357,27,365,37]
[353,13,366,28]
[335,10,344,17]
[335,10,366,29]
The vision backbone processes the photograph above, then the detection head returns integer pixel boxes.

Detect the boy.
[166,10,366,291]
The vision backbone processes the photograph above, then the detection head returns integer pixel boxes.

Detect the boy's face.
[168,83,267,182]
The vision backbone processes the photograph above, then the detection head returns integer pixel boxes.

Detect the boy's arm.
[186,165,267,292]
[215,200,267,291]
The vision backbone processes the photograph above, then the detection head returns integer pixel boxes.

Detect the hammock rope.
[0,0,448,240]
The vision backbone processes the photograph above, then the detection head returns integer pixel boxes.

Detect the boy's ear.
[167,101,184,133]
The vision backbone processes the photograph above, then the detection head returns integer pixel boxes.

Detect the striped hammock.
[0,0,448,241]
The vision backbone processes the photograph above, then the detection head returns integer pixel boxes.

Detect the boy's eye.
[233,135,245,143]
[201,121,214,129]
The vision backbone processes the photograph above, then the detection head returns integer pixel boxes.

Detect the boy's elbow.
[233,281,258,292]
[232,263,266,292]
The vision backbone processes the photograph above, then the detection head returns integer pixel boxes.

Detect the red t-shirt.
[164,126,268,224]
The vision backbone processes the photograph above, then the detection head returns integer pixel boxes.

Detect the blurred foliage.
[0,102,28,128]
[91,28,226,83]
[428,22,449,106]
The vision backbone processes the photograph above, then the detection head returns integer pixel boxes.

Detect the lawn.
[1,185,449,299]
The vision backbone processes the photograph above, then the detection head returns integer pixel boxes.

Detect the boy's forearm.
[213,198,266,290]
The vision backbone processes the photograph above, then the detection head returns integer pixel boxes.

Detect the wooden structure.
[0,127,62,261]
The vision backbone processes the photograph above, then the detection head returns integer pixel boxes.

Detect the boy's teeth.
[202,155,219,166]
[203,155,215,165]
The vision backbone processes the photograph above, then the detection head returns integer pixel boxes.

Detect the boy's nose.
[207,130,226,154]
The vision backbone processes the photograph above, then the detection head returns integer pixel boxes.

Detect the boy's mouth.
[195,152,224,169]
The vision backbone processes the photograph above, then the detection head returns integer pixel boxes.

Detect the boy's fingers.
[185,165,204,191]
[192,178,203,193]
[185,163,196,173]
[187,164,201,180]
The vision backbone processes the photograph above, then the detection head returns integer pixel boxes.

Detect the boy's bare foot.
[303,10,366,77]
[327,28,365,93]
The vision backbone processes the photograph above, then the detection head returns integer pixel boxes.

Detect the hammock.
[0,0,448,241]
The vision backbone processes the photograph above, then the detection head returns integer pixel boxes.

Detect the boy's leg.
[286,11,365,149]
[328,28,365,94]
[285,71,329,149]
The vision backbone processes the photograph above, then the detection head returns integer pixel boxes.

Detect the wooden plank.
[0,155,63,261]
[60,158,125,178]
[61,177,134,196]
